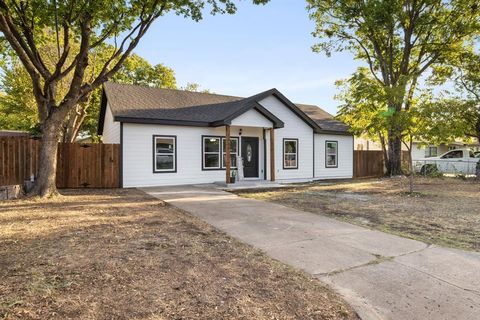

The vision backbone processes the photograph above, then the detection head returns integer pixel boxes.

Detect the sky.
[133,1,362,115]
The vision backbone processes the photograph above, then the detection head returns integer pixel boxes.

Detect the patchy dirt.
[0,189,357,320]
[237,177,480,251]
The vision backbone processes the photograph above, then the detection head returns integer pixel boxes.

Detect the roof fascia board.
[252,102,284,128]
[97,89,108,135]
[114,116,211,127]
[269,90,322,131]
[245,88,323,131]
[315,130,353,136]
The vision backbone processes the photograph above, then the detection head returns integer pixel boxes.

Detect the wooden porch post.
[270,128,275,181]
[225,125,231,184]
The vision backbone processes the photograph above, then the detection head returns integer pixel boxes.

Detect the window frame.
[221,137,239,169]
[202,135,239,171]
[152,135,177,173]
[425,146,438,157]
[283,138,299,170]
[202,136,222,170]
[325,140,338,168]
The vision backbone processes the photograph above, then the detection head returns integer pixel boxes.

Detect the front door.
[241,137,259,178]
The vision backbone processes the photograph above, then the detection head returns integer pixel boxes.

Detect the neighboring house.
[355,136,480,158]
[354,137,385,151]
[411,139,480,159]
[98,82,353,187]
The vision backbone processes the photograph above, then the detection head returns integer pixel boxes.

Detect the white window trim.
[221,137,239,169]
[325,141,338,168]
[203,136,222,170]
[153,135,176,173]
[283,139,298,169]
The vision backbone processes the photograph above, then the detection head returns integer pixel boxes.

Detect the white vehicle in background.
[413,149,480,175]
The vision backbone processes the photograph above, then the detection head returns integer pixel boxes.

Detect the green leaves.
[311,0,479,162]
[0,45,177,137]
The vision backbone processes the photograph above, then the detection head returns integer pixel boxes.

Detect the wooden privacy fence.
[354,150,412,178]
[354,150,384,178]
[0,137,120,188]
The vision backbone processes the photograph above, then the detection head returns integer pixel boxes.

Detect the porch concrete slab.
[142,185,480,319]
[320,260,480,320]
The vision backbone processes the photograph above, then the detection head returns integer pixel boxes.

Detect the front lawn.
[237,177,480,251]
[0,189,357,320]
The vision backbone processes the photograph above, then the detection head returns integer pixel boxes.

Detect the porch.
[222,123,276,185]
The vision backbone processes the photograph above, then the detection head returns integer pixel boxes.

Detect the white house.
[411,139,480,159]
[98,82,353,187]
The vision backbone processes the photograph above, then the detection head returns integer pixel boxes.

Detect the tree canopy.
[0,0,269,196]
[0,48,177,140]
[308,0,480,174]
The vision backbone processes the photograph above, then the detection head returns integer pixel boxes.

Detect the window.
[203,137,221,169]
[153,136,176,172]
[203,136,239,170]
[222,137,239,168]
[326,141,338,168]
[441,150,463,159]
[469,150,475,158]
[283,139,298,169]
[425,146,438,157]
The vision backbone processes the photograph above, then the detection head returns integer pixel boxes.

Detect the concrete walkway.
[142,185,480,320]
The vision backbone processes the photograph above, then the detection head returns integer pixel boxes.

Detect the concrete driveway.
[142,185,480,320]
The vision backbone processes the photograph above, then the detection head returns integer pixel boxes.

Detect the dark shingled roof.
[99,82,351,135]
[295,103,351,134]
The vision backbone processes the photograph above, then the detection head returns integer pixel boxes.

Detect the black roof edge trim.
[314,129,353,136]
[211,100,284,129]
[97,89,108,135]
[223,104,254,123]
[210,120,229,127]
[252,103,284,128]
[269,90,322,131]
[115,116,211,127]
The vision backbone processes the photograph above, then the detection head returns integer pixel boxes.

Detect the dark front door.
[241,137,259,178]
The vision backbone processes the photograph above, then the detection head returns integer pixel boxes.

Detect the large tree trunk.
[386,134,403,176]
[29,116,62,197]
[378,133,389,174]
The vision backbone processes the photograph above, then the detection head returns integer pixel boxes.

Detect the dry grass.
[237,177,480,251]
[0,189,357,320]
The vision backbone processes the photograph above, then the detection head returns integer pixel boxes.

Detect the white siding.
[314,134,353,179]
[119,94,354,187]
[231,109,273,128]
[102,103,120,144]
[412,143,450,159]
[122,123,264,187]
[412,144,425,160]
[259,96,314,180]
